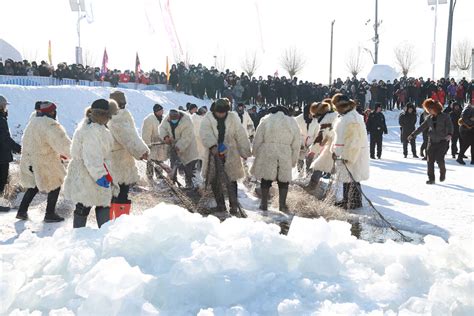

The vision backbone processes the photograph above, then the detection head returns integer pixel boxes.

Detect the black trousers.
[261,179,289,190]
[113,184,130,204]
[211,178,238,209]
[0,163,9,195]
[451,133,460,156]
[18,186,61,215]
[427,141,448,181]
[459,128,474,160]
[370,133,383,158]
[420,132,428,156]
[403,138,417,156]
[73,203,110,228]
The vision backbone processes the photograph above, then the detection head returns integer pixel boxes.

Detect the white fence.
[0,75,168,91]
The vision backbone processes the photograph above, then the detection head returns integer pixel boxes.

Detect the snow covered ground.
[0,85,473,315]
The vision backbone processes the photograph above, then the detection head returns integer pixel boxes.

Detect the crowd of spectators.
[1,58,473,110]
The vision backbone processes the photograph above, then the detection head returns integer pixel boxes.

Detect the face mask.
[171,119,179,124]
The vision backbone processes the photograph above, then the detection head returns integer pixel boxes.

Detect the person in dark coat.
[456,103,474,165]
[399,103,418,158]
[409,99,453,184]
[366,103,388,159]
[449,102,462,158]
[0,96,22,212]
[419,109,429,160]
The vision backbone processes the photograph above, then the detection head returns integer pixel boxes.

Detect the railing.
[0,75,168,91]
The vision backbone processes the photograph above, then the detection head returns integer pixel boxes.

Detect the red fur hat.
[422,98,443,114]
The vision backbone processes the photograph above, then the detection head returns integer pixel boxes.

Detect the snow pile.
[1,204,473,315]
[366,64,399,83]
[0,85,211,138]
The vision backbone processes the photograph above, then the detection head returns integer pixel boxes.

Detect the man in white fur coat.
[331,93,370,209]
[142,103,169,180]
[295,103,320,175]
[17,101,72,222]
[159,109,199,188]
[64,99,117,228]
[251,106,300,212]
[307,100,339,191]
[109,91,149,212]
[191,107,207,170]
[236,103,256,141]
[200,98,251,215]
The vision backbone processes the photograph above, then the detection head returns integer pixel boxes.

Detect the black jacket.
[367,112,388,135]
[0,113,21,164]
[399,111,417,142]
[449,110,461,137]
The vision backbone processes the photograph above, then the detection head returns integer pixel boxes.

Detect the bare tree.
[241,51,260,78]
[452,39,472,71]
[394,42,416,77]
[280,47,306,79]
[346,47,365,78]
[83,49,97,67]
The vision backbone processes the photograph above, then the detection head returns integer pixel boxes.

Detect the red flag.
[101,48,108,79]
[135,52,141,83]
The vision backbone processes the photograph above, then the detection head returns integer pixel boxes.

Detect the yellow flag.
[48,40,52,65]
[166,56,170,83]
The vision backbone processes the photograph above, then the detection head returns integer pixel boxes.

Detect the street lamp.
[69,0,94,65]
[329,20,335,86]
[427,0,447,80]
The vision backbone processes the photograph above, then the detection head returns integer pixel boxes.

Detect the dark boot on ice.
[16,187,39,221]
[44,188,63,223]
[96,207,111,228]
[278,184,289,213]
[0,205,10,212]
[73,203,90,228]
[259,185,270,211]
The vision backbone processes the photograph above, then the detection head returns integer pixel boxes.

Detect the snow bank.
[0,85,211,138]
[1,204,473,315]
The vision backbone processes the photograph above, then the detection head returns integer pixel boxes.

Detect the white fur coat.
[20,116,71,193]
[64,120,115,208]
[108,109,149,185]
[295,113,320,160]
[310,111,339,173]
[191,113,206,161]
[159,111,199,165]
[331,109,370,182]
[251,111,300,183]
[142,113,169,162]
[200,111,251,181]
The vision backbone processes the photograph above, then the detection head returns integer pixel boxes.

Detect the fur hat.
[422,98,443,114]
[39,101,57,114]
[214,98,230,113]
[87,99,112,125]
[153,103,163,112]
[109,91,126,108]
[108,99,119,116]
[332,93,356,114]
[310,101,333,116]
[34,101,43,110]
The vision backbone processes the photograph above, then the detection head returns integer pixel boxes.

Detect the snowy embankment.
[0,85,473,315]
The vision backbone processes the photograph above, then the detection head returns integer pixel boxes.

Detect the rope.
[338,159,412,242]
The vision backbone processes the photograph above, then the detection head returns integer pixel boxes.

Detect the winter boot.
[426,180,435,185]
[96,207,111,228]
[456,157,466,165]
[306,170,322,193]
[73,203,90,228]
[16,187,39,220]
[413,154,419,158]
[0,206,10,212]
[259,185,270,211]
[110,200,131,220]
[44,188,63,223]
[278,185,289,213]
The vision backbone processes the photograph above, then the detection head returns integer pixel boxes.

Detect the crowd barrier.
[0,75,168,91]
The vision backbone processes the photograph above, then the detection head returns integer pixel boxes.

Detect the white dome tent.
[0,39,22,62]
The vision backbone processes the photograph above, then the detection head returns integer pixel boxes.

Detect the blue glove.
[218,143,227,153]
[96,175,110,188]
